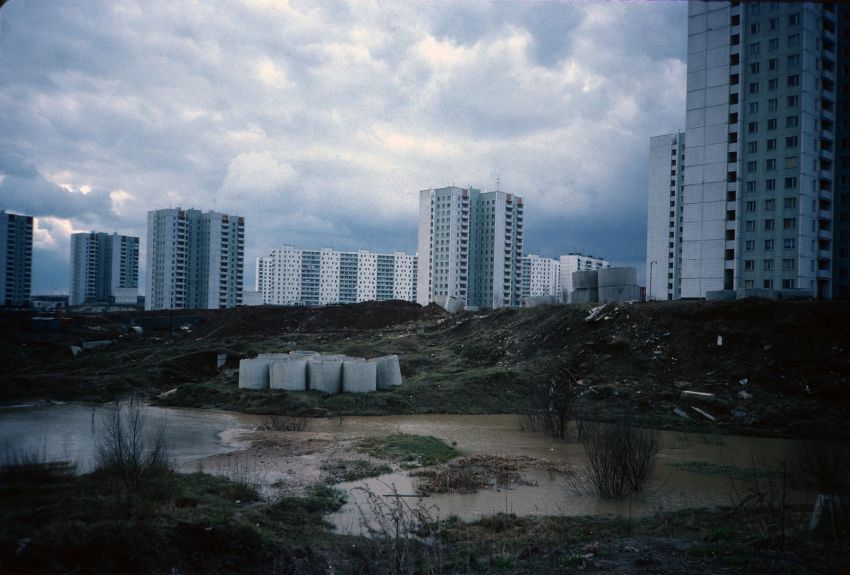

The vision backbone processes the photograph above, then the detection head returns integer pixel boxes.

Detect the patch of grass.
[265,485,347,530]
[320,459,392,483]
[357,434,459,467]
[668,461,780,481]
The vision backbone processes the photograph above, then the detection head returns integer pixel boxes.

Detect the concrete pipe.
[270,359,308,391]
[307,359,343,394]
[238,358,271,390]
[374,355,403,389]
[342,359,377,393]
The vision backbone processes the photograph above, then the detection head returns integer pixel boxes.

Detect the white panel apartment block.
[257,246,417,306]
[520,254,560,306]
[646,133,685,300]
[70,232,139,306]
[650,1,847,300]
[146,208,244,310]
[418,186,523,309]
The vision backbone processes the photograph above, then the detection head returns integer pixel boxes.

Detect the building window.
[745,240,755,251]
[747,181,757,193]
[768,58,778,71]
[766,159,776,171]
[763,259,774,271]
[783,217,797,229]
[767,139,777,151]
[765,199,775,211]
[765,219,775,231]
[747,160,758,172]
[746,220,757,232]
[784,237,797,249]
[748,141,758,153]
[787,74,799,87]
[768,78,778,90]
[765,239,775,250]
[788,34,800,47]
[769,18,778,31]
[745,259,755,271]
[749,82,759,95]
[767,118,778,130]
[787,54,800,68]
[748,101,759,114]
[769,38,779,51]
[767,98,778,111]
[784,197,797,209]
[786,115,799,128]
[784,177,798,189]
[788,13,800,26]
[750,23,760,34]
[766,178,776,190]
[787,95,799,107]
[764,279,774,289]
[782,279,795,289]
[749,42,760,56]
[746,200,757,212]
[785,135,798,148]
[782,258,796,271]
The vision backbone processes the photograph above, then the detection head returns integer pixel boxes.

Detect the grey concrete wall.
[570,288,599,304]
[598,267,638,288]
[572,270,598,289]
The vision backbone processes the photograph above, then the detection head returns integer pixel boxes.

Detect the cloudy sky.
[0,0,687,294]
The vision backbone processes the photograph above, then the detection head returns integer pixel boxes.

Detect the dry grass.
[410,455,537,495]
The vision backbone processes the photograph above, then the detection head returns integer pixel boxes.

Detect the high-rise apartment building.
[145,208,244,310]
[256,246,416,306]
[0,210,33,307]
[558,253,610,302]
[647,133,686,301]
[70,232,139,305]
[520,254,560,306]
[417,186,523,309]
[648,1,849,299]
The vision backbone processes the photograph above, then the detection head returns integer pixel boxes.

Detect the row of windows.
[745,115,799,133]
[744,237,797,250]
[743,259,798,271]
[745,197,799,211]
[743,218,798,231]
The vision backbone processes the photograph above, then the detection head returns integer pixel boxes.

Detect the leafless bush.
[573,421,659,499]
[0,446,76,484]
[729,459,792,548]
[791,440,850,539]
[353,483,443,575]
[96,397,171,493]
[257,416,308,432]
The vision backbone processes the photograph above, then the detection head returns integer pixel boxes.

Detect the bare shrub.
[0,446,75,484]
[257,416,308,432]
[527,367,580,440]
[791,440,850,539]
[575,421,659,499]
[96,397,171,493]
[729,459,792,548]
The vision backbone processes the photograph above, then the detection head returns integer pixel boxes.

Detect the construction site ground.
[3,298,850,440]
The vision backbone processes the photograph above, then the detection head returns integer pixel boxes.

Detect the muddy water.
[0,406,812,536]
[306,415,807,535]
[0,403,263,472]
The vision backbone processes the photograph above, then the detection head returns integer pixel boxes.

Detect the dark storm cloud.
[0,0,687,293]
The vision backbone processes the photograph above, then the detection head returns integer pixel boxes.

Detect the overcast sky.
[0,0,687,294]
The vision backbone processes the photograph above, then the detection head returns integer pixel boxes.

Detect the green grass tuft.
[357,434,460,467]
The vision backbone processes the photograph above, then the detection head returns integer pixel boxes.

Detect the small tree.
[580,421,659,499]
[96,396,171,493]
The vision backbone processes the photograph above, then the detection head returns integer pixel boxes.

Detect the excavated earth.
[2,298,849,439]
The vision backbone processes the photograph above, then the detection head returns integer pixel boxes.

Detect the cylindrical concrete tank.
[572,270,599,289]
[270,359,308,391]
[599,285,641,303]
[320,354,348,362]
[307,359,343,394]
[570,288,599,304]
[238,358,271,390]
[374,355,403,389]
[342,359,377,393]
[598,267,638,288]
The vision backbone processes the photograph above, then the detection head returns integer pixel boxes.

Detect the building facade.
[70,232,139,306]
[145,208,244,310]
[646,133,686,301]
[256,246,417,306]
[520,254,560,306]
[417,186,524,309]
[652,1,848,299]
[0,210,33,307]
[558,253,610,302]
